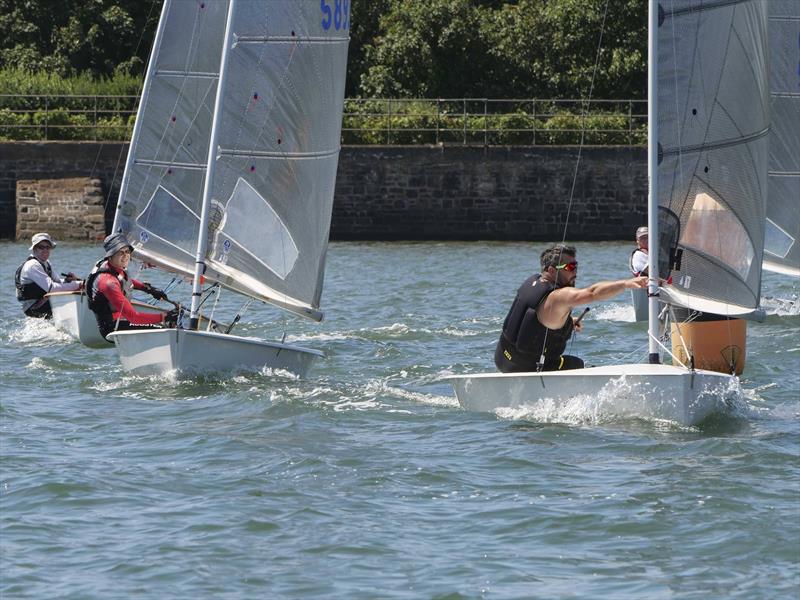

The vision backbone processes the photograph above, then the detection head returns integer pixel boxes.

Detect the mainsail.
[656,0,769,315]
[114,0,350,321]
[764,0,800,277]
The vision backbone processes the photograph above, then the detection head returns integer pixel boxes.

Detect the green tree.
[358,0,646,99]
[359,0,494,97]
[0,0,160,77]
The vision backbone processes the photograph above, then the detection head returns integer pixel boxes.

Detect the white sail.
[656,0,769,315]
[114,0,350,321]
[114,0,227,277]
[764,0,800,277]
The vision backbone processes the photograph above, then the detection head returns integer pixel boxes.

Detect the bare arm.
[537,276,647,329]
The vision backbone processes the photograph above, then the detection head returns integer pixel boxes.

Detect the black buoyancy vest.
[15,256,52,301]
[500,276,573,362]
[86,261,132,337]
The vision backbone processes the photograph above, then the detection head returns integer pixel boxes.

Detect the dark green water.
[2,240,798,599]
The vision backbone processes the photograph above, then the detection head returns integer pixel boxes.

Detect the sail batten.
[133,159,208,170]
[155,70,220,79]
[218,148,340,160]
[235,36,349,44]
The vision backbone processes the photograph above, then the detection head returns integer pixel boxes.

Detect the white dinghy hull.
[47,291,167,349]
[107,328,323,378]
[447,364,739,427]
[630,288,648,322]
[48,291,110,348]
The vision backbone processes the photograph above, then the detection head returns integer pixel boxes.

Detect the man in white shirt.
[15,233,83,318]
[629,226,649,276]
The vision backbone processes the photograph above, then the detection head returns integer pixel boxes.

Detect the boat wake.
[488,374,750,429]
[760,295,799,317]
[8,319,73,346]
[592,303,636,323]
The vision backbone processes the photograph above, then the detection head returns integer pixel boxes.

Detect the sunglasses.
[555,261,578,272]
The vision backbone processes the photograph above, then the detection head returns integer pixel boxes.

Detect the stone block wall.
[16,178,106,242]
[0,142,647,241]
[0,142,126,239]
[330,146,647,240]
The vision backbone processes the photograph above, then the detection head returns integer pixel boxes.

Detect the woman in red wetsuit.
[87,233,177,339]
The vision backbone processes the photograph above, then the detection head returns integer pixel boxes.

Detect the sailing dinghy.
[106,0,350,377]
[448,0,769,427]
[47,290,166,348]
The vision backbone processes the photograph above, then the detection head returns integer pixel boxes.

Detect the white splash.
[8,319,73,346]
[491,373,748,428]
[592,303,636,322]
[760,295,799,317]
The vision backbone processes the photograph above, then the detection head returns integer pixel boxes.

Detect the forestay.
[114,0,350,321]
[764,0,800,277]
[656,0,769,315]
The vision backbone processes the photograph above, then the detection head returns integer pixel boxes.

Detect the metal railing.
[0,95,647,145]
[0,94,138,141]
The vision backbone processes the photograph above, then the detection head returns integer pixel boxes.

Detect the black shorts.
[494,337,584,373]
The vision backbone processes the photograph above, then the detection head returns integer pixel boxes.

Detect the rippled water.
[2,240,798,598]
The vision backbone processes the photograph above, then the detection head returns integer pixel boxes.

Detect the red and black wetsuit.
[87,261,163,339]
[494,276,583,373]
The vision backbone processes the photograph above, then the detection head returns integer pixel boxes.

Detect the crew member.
[87,233,177,339]
[15,232,82,318]
[630,226,649,276]
[495,242,647,373]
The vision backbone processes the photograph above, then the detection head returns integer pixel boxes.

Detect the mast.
[646,0,661,364]
[189,0,236,330]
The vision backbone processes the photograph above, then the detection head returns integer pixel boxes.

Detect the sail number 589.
[321,0,349,31]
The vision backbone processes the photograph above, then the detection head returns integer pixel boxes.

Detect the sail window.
[137,186,200,255]
[681,192,754,279]
[215,177,299,280]
[764,218,795,259]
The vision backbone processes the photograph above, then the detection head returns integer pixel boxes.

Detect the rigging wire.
[538,0,611,371]
[105,0,162,223]
[559,0,611,248]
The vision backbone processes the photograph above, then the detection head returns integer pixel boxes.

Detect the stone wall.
[330,146,646,240]
[0,142,126,239]
[0,142,647,241]
[16,178,106,242]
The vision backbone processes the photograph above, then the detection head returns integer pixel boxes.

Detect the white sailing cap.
[29,232,56,250]
[635,226,648,239]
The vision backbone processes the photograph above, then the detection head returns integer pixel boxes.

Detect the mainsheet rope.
[539,0,611,370]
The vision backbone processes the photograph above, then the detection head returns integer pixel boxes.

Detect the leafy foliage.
[0,1,649,144]
[1,0,647,99]
[359,0,646,99]
[0,0,159,77]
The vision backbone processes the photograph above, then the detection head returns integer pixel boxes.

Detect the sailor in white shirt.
[629,226,649,276]
[15,233,83,318]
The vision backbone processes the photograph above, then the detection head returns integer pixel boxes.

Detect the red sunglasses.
[555,261,578,272]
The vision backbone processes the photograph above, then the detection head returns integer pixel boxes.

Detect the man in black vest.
[495,243,647,373]
[15,233,83,318]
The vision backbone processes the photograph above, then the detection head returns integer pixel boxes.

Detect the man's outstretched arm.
[538,276,647,329]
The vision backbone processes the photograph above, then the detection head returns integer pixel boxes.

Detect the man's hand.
[572,317,583,333]
[64,272,79,282]
[142,282,168,301]
[164,308,180,328]
[626,276,648,289]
